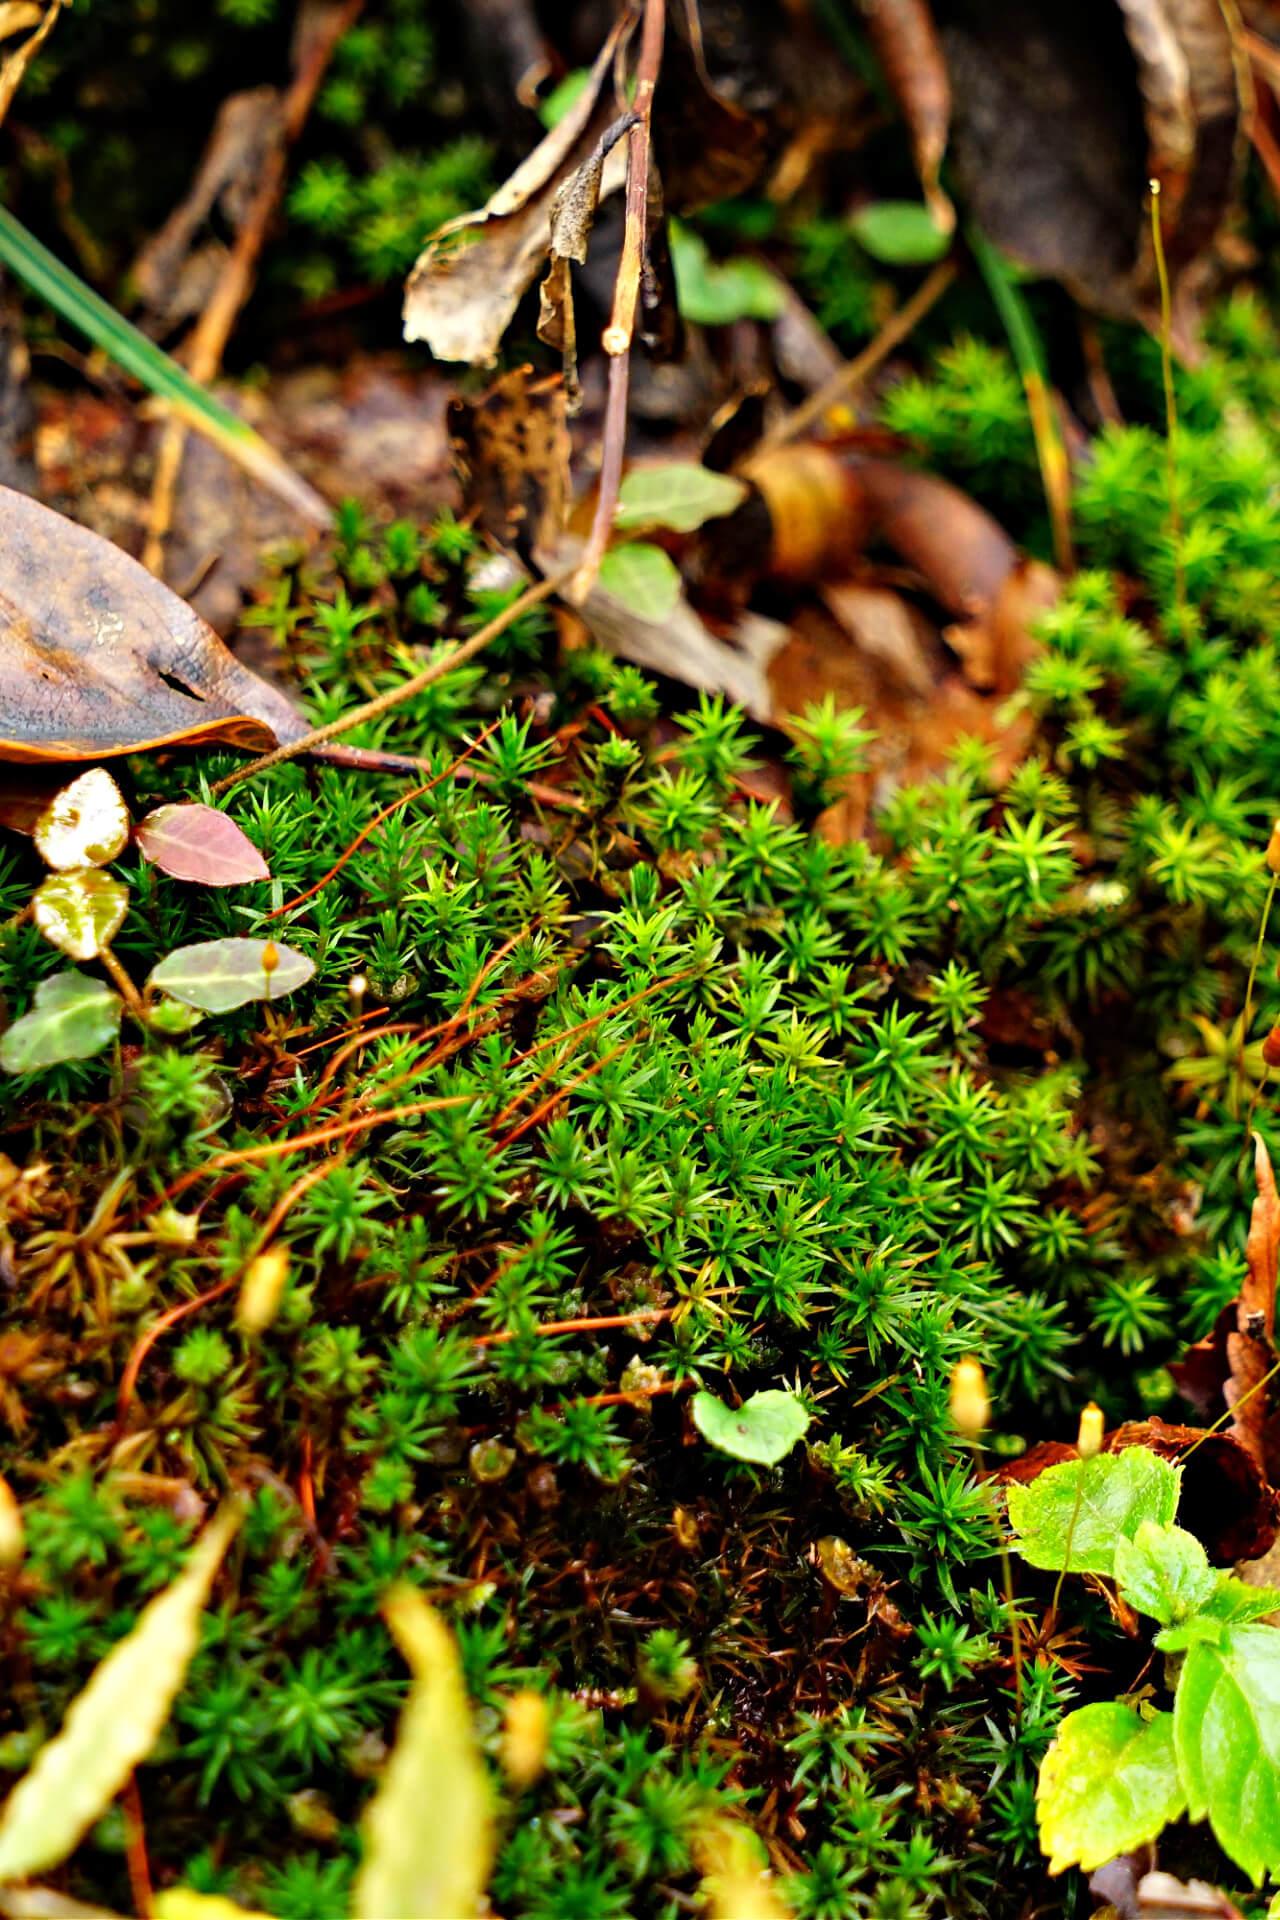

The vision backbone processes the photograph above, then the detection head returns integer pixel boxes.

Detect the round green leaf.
[148,938,314,1014]
[615,464,748,535]
[1006,1449,1181,1577]
[32,869,129,961]
[33,768,130,871]
[597,543,682,623]
[669,222,784,326]
[0,970,122,1073]
[1037,1703,1185,1876]
[849,201,950,266]
[692,1389,810,1466]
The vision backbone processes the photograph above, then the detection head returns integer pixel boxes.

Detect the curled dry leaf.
[448,366,570,566]
[33,770,129,871]
[858,0,954,232]
[32,870,129,962]
[402,15,630,365]
[0,487,305,761]
[134,804,270,887]
[538,112,636,402]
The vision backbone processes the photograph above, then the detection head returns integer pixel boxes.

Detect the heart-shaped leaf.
[692,1388,810,1466]
[1006,1449,1181,1577]
[597,543,682,622]
[0,971,122,1073]
[135,805,269,886]
[615,464,748,535]
[32,870,129,961]
[148,938,313,1014]
[34,770,130,871]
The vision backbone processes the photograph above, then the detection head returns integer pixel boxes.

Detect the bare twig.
[568,0,666,603]
[759,257,957,451]
[210,567,568,794]
[142,0,360,571]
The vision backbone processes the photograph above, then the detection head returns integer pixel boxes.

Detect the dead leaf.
[649,21,768,212]
[0,0,65,132]
[0,485,305,760]
[402,16,631,365]
[1136,1873,1246,1919]
[538,113,637,403]
[859,0,954,231]
[449,366,570,566]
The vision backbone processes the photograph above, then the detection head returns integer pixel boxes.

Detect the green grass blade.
[0,205,331,526]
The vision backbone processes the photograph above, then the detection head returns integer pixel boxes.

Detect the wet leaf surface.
[32,769,129,870]
[31,869,129,961]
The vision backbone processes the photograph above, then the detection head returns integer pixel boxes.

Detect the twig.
[569,0,666,603]
[121,1775,154,1920]
[142,0,361,572]
[211,568,568,794]
[758,258,957,452]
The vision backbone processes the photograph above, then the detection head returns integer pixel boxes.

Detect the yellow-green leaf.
[0,1502,241,1885]
[154,1894,272,1920]
[32,870,129,961]
[696,1818,791,1920]
[352,1586,493,1920]
[33,769,129,871]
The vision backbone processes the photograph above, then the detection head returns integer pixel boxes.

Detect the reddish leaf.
[135,805,269,887]
[0,487,305,762]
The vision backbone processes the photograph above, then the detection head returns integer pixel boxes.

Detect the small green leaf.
[32,871,129,962]
[0,971,122,1074]
[615,464,748,535]
[353,1586,493,1920]
[1202,1576,1280,1625]
[692,1389,810,1466]
[1114,1521,1217,1626]
[1006,1449,1181,1576]
[849,200,950,265]
[669,221,784,326]
[33,769,129,871]
[1037,1703,1185,1876]
[0,1503,240,1884]
[1174,1624,1280,1883]
[597,543,682,622]
[148,938,314,1014]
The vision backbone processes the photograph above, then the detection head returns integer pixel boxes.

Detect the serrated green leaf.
[850,200,950,265]
[1006,1449,1181,1575]
[32,871,129,962]
[597,543,682,622]
[33,769,129,871]
[1174,1624,1280,1883]
[1155,1612,1230,1654]
[0,1503,240,1885]
[1037,1703,1185,1876]
[1202,1577,1280,1625]
[0,971,122,1074]
[615,464,748,535]
[148,938,314,1014]
[1114,1521,1217,1626]
[692,1389,810,1466]
[353,1586,493,1920]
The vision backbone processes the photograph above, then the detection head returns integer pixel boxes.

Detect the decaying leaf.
[402,16,630,364]
[32,870,129,962]
[859,0,954,231]
[0,0,65,133]
[537,112,636,401]
[0,1501,241,1884]
[448,366,570,565]
[1135,1872,1246,1918]
[352,1586,493,1920]
[134,805,270,887]
[0,487,305,761]
[33,769,129,871]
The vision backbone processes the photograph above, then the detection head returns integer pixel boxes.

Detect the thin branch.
[569,0,666,602]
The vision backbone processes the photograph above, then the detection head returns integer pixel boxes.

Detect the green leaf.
[615,464,748,535]
[353,1586,493,1920]
[1006,1449,1181,1575]
[597,543,682,622]
[1174,1624,1280,1883]
[0,1503,241,1884]
[1202,1577,1280,1625]
[692,1389,810,1466]
[32,871,129,963]
[669,221,784,326]
[1114,1521,1218,1625]
[849,201,950,265]
[154,1895,272,1920]
[1037,1703,1185,1876]
[0,971,122,1074]
[148,938,314,1014]
[34,770,129,871]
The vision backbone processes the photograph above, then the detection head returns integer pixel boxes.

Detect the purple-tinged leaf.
[135,805,269,887]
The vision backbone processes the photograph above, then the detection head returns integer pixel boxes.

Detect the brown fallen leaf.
[0,485,304,760]
[402,15,631,365]
[449,366,571,566]
[1136,1873,1246,1919]
[858,0,954,231]
[538,113,637,404]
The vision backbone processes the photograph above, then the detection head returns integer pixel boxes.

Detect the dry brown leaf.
[649,22,768,212]
[537,113,636,403]
[0,0,64,131]
[449,365,570,565]
[0,486,304,760]
[402,16,631,365]
[859,0,954,230]
[1136,1873,1246,1919]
